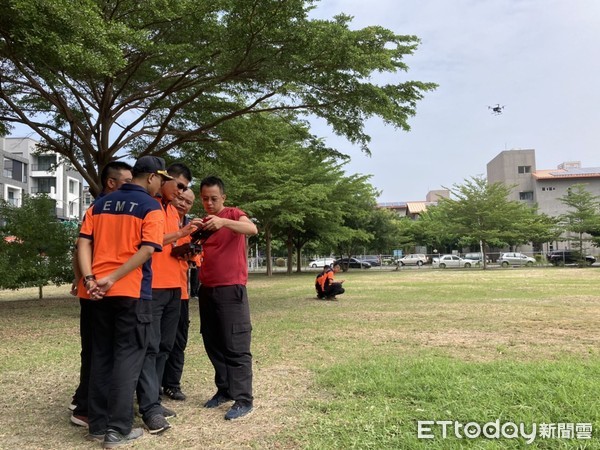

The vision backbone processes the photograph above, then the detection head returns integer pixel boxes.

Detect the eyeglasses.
[109,177,132,183]
[176,182,188,192]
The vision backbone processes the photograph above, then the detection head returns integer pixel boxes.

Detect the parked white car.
[433,254,472,269]
[309,257,336,268]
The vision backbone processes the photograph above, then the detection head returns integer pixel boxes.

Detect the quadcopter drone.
[488,104,505,115]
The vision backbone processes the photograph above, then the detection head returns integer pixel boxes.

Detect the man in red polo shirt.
[196,176,258,420]
[77,155,169,447]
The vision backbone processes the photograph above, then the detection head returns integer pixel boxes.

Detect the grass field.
[1,268,599,449]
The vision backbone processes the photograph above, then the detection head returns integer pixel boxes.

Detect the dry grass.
[1,268,600,448]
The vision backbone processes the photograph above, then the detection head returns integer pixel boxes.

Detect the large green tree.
[332,174,380,270]
[0,195,76,298]
[0,0,435,196]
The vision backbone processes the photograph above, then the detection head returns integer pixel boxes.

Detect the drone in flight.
[488,104,505,115]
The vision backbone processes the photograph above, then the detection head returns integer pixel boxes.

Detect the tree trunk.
[265,228,273,277]
[295,243,303,273]
[286,232,293,275]
[38,284,43,299]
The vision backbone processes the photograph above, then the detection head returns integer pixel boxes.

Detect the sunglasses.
[176,182,188,192]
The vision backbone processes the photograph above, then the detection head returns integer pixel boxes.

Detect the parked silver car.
[396,253,428,266]
[497,252,535,267]
[433,254,472,269]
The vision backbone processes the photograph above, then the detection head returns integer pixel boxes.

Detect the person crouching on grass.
[315,263,345,300]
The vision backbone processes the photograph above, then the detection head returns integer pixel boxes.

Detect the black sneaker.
[203,391,233,409]
[224,401,253,420]
[144,414,171,435]
[86,431,105,442]
[163,386,186,401]
[102,428,143,449]
[161,405,177,419]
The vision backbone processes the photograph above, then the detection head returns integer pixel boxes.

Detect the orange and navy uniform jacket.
[75,198,98,300]
[151,198,182,289]
[78,184,164,300]
[315,268,334,294]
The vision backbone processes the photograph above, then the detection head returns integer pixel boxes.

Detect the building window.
[36,177,56,194]
[3,158,13,179]
[83,191,93,207]
[34,155,56,171]
[69,179,77,194]
[518,165,531,174]
[6,188,21,206]
[541,186,556,192]
[519,191,534,201]
[3,158,27,182]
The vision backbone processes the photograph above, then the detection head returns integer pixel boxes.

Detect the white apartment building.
[0,137,84,221]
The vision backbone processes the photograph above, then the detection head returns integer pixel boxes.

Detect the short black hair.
[200,176,225,194]
[167,163,192,182]
[100,161,133,189]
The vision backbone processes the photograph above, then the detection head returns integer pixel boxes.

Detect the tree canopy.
[558,184,600,251]
[0,0,436,195]
[180,112,379,275]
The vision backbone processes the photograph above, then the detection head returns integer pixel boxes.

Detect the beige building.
[378,190,449,219]
[487,149,600,254]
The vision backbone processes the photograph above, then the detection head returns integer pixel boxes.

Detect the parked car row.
[309,250,598,270]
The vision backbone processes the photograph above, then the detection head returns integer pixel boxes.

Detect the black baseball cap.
[132,156,173,180]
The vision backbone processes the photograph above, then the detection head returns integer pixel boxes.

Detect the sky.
[309,0,600,202]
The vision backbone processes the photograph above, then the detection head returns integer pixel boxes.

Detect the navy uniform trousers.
[73,298,93,417]
[198,284,253,404]
[88,297,151,435]
[162,299,190,389]
[136,287,181,421]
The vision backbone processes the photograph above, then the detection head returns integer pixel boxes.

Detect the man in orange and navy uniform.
[77,155,169,447]
[136,163,196,434]
[70,161,132,428]
[162,188,198,401]
[315,263,345,300]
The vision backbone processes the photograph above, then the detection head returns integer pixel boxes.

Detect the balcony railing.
[31,164,54,171]
[30,187,54,194]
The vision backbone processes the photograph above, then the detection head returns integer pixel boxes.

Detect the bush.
[275,257,286,267]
